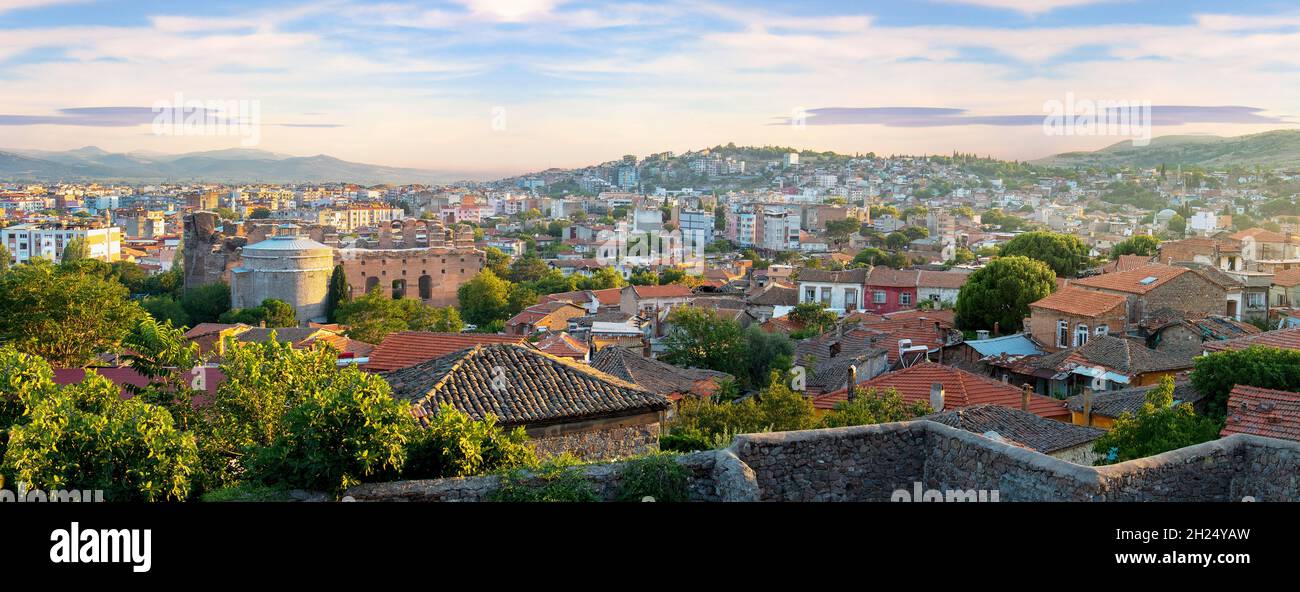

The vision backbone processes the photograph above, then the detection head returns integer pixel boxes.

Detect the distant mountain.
[1034,130,1300,169]
[0,147,459,184]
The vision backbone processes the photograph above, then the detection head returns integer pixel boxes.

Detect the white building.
[1,223,123,264]
[795,268,868,315]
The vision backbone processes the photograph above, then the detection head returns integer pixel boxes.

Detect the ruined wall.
[182,211,244,290]
[344,422,1300,502]
[337,246,484,307]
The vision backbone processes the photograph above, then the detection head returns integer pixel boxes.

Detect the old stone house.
[384,344,671,460]
[1025,287,1127,352]
[1069,263,1226,328]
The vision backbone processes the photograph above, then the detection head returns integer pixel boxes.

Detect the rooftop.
[363,331,528,372]
[1070,263,1188,295]
[1203,326,1300,354]
[1222,385,1300,442]
[1030,287,1127,317]
[922,403,1104,454]
[814,361,1069,420]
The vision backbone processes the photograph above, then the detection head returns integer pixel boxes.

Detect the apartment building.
[1,222,123,264]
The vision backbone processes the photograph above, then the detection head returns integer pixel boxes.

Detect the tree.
[955,256,1056,332]
[789,302,837,335]
[997,231,1089,277]
[661,307,747,381]
[742,326,794,389]
[823,218,860,243]
[0,347,198,501]
[1191,346,1300,420]
[180,282,231,325]
[0,244,10,273]
[457,270,511,326]
[483,246,511,278]
[142,295,192,328]
[1111,235,1160,259]
[247,367,415,493]
[1167,213,1187,236]
[885,232,909,250]
[0,259,144,367]
[630,270,659,285]
[250,207,272,219]
[577,266,626,290]
[1092,377,1220,465]
[508,255,550,283]
[819,387,931,428]
[121,317,203,429]
[325,265,350,323]
[59,238,88,266]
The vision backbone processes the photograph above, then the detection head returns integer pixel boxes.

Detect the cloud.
[0,0,88,14]
[0,106,342,128]
[775,105,1293,127]
[932,0,1123,15]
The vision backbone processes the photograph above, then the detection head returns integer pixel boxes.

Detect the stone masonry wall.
[531,423,661,462]
[345,421,1300,502]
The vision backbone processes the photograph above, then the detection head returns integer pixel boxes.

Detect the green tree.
[142,295,192,328]
[0,348,198,501]
[261,298,297,328]
[955,256,1056,332]
[819,387,931,428]
[1166,213,1187,236]
[59,238,88,266]
[661,307,747,381]
[336,289,465,343]
[250,207,272,219]
[483,246,511,278]
[457,269,512,326]
[742,325,795,389]
[247,367,415,494]
[508,255,550,284]
[577,266,626,290]
[121,317,203,429]
[0,259,144,367]
[789,302,837,335]
[1092,377,1221,465]
[402,403,536,480]
[1191,346,1300,420]
[325,265,350,323]
[180,282,231,324]
[998,231,1089,277]
[1111,235,1161,259]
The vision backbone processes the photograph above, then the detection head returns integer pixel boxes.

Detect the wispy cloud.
[0,0,89,15]
[932,0,1124,15]
[775,106,1293,127]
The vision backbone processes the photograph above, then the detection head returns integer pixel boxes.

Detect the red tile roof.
[813,362,1069,420]
[1221,385,1300,442]
[1229,228,1291,243]
[630,284,694,299]
[1202,326,1300,353]
[916,270,969,290]
[52,366,224,403]
[1029,287,1127,317]
[535,332,588,359]
[364,331,529,372]
[1273,268,1300,288]
[1070,263,1188,295]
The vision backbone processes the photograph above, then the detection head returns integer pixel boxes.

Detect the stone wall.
[344,448,759,502]
[345,421,1300,502]
[182,211,244,290]
[531,423,661,462]
[336,246,483,307]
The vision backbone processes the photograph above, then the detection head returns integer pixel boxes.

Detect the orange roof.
[1221,385,1300,442]
[1203,326,1300,354]
[364,331,529,372]
[535,332,588,359]
[1229,228,1291,243]
[1030,287,1126,317]
[814,362,1069,419]
[916,270,969,290]
[630,284,694,299]
[1070,263,1187,295]
[1273,268,1300,288]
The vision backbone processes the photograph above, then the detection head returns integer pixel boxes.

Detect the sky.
[1,0,1299,179]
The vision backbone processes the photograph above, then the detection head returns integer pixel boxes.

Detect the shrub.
[489,456,598,502]
[402,403,537,480]
[616,454,689,502]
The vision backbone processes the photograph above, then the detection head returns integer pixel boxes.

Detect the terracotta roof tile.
[865,267,919,288]
[916,270,969,290]
[1273,268,1300,288]
[1030,287,1127,317]
[1203,327,1300,353]
[364,331,529,372]
[383,344,670,427]
[813,362,1069,420]
[1070,263,1188,295]
[1221,385,1300,442]
[630,284,694,299]
[922,404,1104,454]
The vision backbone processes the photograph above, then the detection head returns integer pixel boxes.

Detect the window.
[900,292,912,306]
[1095,325,1108,337]
[844,289,858,311]
[1074,324,1089,347]
[1247,292,1265,308]
[820,287,831,304]
[874,291,886,304]
[805,288,816,302]
[1057,320,1068,348]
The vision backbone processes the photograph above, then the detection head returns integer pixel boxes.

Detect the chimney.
[1021,383,1032,413]
[846,365,858,394]
[929,382,944,412]
[1082,387,1094,426]
[642,336,651,358]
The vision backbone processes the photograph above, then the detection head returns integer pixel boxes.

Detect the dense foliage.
[997,231,1090,277]
[661,308,794,389]
[1190,346,1300,420]
[615,453,690,502]
[819,387,932,428]
[1110,234,1161,259]
[0,259,144,366]
[335,288,463,344]
[1092,377,1221,465]
[955,256,1056,332]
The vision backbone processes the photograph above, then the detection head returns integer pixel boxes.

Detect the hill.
[1033,130,1300,169]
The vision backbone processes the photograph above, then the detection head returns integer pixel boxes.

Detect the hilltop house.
[1025,287,1127,352]
[1069,263,1225,327]
[796,268,868,315]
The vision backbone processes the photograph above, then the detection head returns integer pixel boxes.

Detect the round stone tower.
[230,225,334,324]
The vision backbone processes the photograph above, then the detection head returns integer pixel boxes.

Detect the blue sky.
[1,0,1298,177]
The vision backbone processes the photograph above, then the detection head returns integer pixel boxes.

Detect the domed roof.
[243,234,330,252]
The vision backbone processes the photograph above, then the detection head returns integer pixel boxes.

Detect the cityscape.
[0,0,1298,574]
